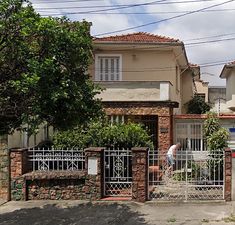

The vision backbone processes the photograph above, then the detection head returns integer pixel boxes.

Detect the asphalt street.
[0,200,235,225]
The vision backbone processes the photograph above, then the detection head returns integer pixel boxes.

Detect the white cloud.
[31,0,235,86]
[145,0,235,86]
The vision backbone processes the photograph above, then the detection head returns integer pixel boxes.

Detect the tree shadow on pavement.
[0,202,149,225]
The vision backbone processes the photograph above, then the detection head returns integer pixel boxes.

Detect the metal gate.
[103,149,132,197]
[149,150,224,201]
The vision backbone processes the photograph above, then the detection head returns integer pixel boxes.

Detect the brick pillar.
[84,147,104,200]
[0,139,10,201]
[132,147,149,202]
[10,149,28,201]
[10,149,28,179]
[158,115,172,152]
[224,148,232,201]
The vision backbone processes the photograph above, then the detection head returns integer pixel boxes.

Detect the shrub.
[203,112,229,181]
[53,121,154,149]
[186,95,211,114]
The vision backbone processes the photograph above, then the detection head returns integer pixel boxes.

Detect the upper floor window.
[195,93,206,102]
[95,54,122,81]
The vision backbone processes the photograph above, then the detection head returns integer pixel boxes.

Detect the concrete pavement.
[0,199,7,207]
[0,200,235,225]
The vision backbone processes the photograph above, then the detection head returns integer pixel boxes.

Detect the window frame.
[175,122,206,151]
[95,54,122,81]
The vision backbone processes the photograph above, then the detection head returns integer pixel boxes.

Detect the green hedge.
[53,121,154,149]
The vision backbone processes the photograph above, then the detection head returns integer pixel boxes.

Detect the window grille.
[175,123,206,151]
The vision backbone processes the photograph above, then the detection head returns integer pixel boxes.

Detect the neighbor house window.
[175,123,206,151]
[95,54,122,81]
[195,93,206,102]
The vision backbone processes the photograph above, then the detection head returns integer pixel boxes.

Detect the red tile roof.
[228,61,235,65]
[94,32,180,43]
[189,63,199,67]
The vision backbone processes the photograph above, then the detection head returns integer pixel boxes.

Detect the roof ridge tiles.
[93,32,180,43]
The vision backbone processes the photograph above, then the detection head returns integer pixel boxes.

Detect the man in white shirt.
[167,143,181,174]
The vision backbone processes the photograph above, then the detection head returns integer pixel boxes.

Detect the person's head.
[176,143,181,150]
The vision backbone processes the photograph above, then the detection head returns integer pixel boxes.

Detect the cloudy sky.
[31,0,235,86]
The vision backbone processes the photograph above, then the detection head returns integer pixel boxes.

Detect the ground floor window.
[108,115,158,149]
[109,115,126,124]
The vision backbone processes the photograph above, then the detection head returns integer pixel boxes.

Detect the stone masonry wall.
[104,105,170,116]
[132,148,148,202]
[225,148,232,201]
[103,103,174,151]
[158,116,172,152]
[10,148,104,201]
[0,142,9,200]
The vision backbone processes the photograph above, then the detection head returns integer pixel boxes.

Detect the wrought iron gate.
[149,150,224,201]
[103,149,132,197]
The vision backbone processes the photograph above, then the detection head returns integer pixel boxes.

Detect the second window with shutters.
[95,54,122,81]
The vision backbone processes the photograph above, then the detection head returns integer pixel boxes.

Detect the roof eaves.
[220,63,235,78]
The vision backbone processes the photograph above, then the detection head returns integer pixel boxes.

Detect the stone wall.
[10,148,104,201]
[158,115,172,151]
[0,142,9,200]
[24,171,99,201]
[225,148,232,201]
[132,147,148,202]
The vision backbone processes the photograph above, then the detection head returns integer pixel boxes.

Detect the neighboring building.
[174,114,235,151]
[208,86,229,114]
[91,32,197,150]
[7,124,53,149]
[220,61,235,112]
[195,79,209,102]
[173,61,235,152]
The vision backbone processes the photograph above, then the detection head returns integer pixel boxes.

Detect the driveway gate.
[149,150,224,201]
[103,149,132,197]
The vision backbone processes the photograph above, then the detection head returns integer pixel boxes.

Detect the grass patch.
[223,214,235,223]
[167,217,176,223]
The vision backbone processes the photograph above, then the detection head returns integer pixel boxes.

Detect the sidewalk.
[141,201,235,225]
[0,199,7,206]
[0,200,235,225]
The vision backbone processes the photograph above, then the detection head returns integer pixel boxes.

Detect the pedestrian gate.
[103,149,132,197]
[149,150,224,201]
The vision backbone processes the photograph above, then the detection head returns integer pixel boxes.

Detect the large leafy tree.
[0,0,102,136]
[186,95,211,114]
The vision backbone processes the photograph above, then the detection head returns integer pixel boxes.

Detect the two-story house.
[220,61,235,112]
[91,32,197,150]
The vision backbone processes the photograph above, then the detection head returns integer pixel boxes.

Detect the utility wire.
[31,0,104,4]
[34,0,217,10]
[34,0,169,13]
[39,8,235,14]
[94,0,235,36]
[89,59,234,72]
[184,32,235,41]
[92,34,235,53]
